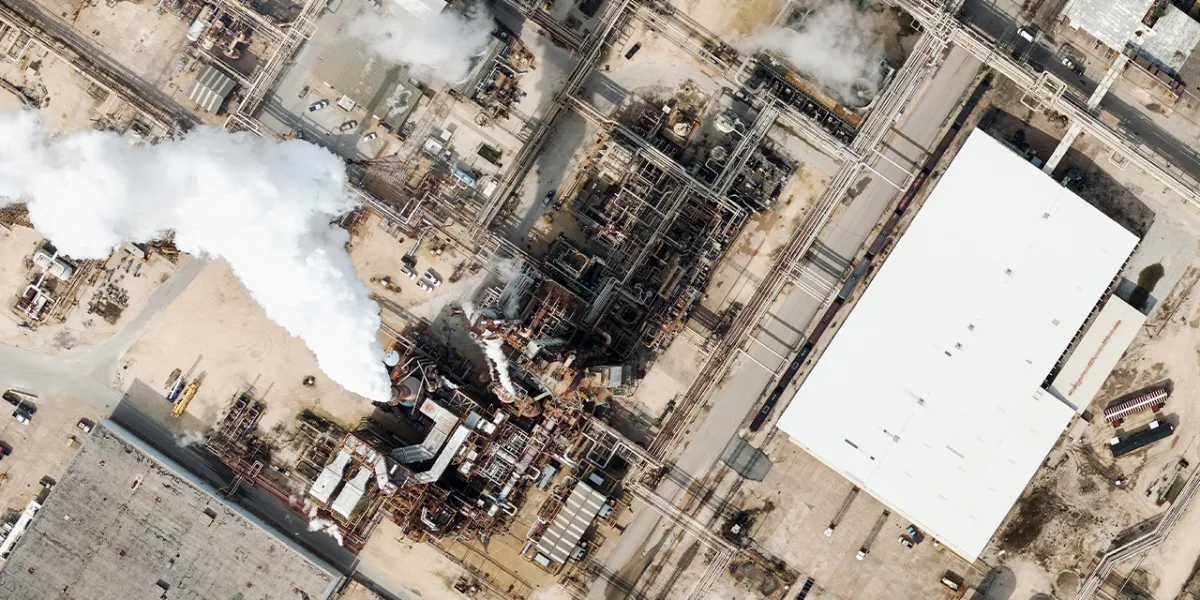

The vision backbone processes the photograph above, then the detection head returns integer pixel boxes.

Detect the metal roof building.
[535,482,606,565]
[776,130,1139,561]
[1049,296,1146,411]
[187,64,236,113]
[0,422,343,600]
[1133,5,1200,73]
[1063,0,1154,50]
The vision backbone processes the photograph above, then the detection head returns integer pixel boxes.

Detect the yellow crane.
[172,380,200,418]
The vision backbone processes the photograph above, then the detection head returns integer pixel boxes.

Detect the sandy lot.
[0,389,103,519]
[677,0,783,37]
[0,226,177,357]
[113,259,378,442]
[348,213,488,329]
[356,519,470,600]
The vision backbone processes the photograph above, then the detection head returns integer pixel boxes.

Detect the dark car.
[624,42,641,59]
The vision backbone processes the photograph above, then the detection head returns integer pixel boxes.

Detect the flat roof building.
[0,422,343,600]
[1063,0,1155,51]
[1050,296,1147,411]
[776,130,1138,561]
[1133,5,1200,74]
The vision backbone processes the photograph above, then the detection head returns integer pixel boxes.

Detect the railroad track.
[1077,462,1200,599]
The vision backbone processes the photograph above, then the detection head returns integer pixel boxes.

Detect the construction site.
[13,0,1200,599]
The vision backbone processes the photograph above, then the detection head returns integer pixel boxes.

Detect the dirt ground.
[0,226,176,356]
[112,259,378,459]
[356,520,470,600]
[0,389,103,522]
[0,41,116,133]
[676,0,783,37]
[347,212,488,329]
[30,0,226,124]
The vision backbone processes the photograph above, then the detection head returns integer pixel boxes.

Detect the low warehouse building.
[0,422,343,600]
[776,130,1139,561]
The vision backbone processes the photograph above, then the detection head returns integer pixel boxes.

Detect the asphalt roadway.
[586,45,984,599]
[959,0,1200,179]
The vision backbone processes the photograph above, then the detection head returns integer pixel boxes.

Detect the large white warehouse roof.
[776,130,1138,561]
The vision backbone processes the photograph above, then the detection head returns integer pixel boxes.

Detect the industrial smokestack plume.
[0,110,392,403]
[349,0,494,83]
[741,1,886,104]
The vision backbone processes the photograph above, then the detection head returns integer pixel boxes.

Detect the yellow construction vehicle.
[172,380,200,418]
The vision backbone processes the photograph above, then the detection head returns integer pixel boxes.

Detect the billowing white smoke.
[0,111,392,403]
[480,333,516,396]
[174,431,209,447]
[350,0,494,83]
[742,2,886,104]
[305,503,346,546]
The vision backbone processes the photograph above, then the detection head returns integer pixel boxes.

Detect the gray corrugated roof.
[535,483,606,564]
[188,64,236,113]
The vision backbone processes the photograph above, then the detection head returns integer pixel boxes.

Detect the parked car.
[363,132,378,141]
[298,85,310,98]
[12,410,30,425]
[77,419,94,434]
[0,441,11,456]
[898,535,914,549]
[1016,27,1035,43]
[905,525,923,542]
[3,390,35,407]
[855,549,867,560]
[1060,56,1076,70]
[624,42,641,59]
[339,120,358,132]
[422,271,441,287]
[308,100,329,112]
[415,280,433,293]
[400,266,416,279]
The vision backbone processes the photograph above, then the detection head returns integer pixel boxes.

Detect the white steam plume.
[350,1,494,83]
[0,111,391,403]
[480,333,516,396]
[174,431,209,447]
[741,2,885,104]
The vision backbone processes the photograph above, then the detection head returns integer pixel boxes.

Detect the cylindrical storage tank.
[389,376,421,408]
[383,350,401,367]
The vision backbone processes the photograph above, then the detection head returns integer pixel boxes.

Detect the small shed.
[187,64,236,113]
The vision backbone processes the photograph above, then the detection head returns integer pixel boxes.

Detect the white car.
[855,549,867,561]
[416,280,433,293]
[12,410,30,425]
[400,266,416,279]
[422,271,441,287]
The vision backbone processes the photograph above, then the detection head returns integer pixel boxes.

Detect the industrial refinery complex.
[6,0,1200,599]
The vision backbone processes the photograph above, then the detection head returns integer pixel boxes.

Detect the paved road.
[587,45,984,599]
[959,0,1200,178]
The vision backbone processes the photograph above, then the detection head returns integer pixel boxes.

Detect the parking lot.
[738,440,976,600]
[0,389,103,516]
